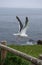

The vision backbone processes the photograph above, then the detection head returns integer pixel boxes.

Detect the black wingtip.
[16,16,18,19]
[16,16,21,22]
[26,17,28,22]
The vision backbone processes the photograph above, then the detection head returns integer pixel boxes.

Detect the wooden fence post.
[31,54,42,65]
[38,54,42,65]
[39,54,42,60]
[1,41,7,65]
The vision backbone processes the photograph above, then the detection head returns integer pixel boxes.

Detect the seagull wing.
[25,17,29,27]
[16,16,23,32]
[20,17,29,34]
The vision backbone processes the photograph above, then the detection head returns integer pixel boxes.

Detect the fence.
[0,41,42,65]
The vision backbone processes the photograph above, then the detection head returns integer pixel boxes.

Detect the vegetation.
[0,45,42,65]
[10,45,42,57]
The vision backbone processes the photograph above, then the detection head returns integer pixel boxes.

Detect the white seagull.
[13,16,29,37]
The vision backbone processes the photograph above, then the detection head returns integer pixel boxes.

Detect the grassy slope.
[0,45,42,65]
[10,45,42,58]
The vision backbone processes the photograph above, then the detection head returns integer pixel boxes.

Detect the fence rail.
[0,41,42,65]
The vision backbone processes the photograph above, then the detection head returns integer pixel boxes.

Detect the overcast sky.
[0,0,42,8]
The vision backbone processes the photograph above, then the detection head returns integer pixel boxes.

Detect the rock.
[37,40,42,45]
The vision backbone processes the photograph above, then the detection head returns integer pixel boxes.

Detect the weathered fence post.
[39,54,42,60]
[1,41,7,65]
[31,54,42,65]
[38,54,42,65]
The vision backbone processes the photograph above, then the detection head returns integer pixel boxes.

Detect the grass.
[10,45,42,57]
[0,45,42,65]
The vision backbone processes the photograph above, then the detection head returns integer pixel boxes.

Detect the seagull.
[13,16,29,37]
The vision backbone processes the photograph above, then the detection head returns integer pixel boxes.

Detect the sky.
[0,0,42,8]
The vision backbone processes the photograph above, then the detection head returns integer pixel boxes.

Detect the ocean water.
[0,8,42,45]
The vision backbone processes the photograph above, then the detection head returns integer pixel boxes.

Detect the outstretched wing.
[16,16,23,32]
[20,17,29,34]
[25,17,28,27]
[21,17,29,34]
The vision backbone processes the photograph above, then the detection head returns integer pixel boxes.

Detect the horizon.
[0,7,42,9]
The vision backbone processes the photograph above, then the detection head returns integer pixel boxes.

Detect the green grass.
[0,45,42,65]
[10,45,42,57]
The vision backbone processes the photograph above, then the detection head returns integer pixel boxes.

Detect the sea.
[0,8,42,45]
